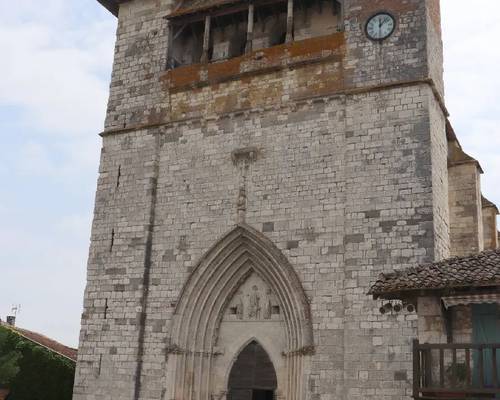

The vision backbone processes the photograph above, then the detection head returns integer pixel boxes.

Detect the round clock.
[366,12,396,41]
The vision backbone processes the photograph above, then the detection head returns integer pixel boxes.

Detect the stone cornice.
[100,77,449,137]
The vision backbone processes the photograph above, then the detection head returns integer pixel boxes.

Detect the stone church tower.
[74,0,455,399]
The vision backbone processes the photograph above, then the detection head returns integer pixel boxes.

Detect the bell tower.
[74,1,449,399]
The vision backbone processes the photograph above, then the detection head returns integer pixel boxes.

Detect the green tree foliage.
[0,326,75,399]
[0,328,21,387]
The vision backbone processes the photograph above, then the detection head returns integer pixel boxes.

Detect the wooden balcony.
[413,340,500,399]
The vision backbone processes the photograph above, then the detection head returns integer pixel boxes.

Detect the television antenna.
[11,304,21,316]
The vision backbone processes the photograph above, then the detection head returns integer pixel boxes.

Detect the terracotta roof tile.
[0,323,77,362]
[369,248,500,296]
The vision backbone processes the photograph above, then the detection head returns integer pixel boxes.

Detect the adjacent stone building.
[74,0,498,399]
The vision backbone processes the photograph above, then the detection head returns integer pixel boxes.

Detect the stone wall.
[74,0,451,399]
[417,297,446,344]
[417,298,474,345]
[482,201,499,250]
[74,86,449,400]
[448,160,484,257]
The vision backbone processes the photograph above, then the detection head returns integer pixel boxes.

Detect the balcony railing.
[413,340,500,399]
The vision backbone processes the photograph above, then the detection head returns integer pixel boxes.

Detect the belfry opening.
[228,341,277,400]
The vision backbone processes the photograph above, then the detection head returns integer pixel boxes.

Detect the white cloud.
[0,1,115,136]
[14,138,100,191]
[0,221,88,347]
[56,213,93,240]
[17,141,57,176]
[442,0,500,212]
[0,1,114,346]
[0,0,111,188]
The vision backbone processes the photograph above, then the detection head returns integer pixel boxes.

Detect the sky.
[0,0,499,348]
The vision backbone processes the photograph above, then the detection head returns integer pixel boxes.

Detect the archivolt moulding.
[165,223,313,400]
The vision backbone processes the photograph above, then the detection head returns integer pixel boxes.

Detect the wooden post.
[425,348,433,388]
[413,339,420,399]
[439,348,444,387]
[336,0,344,32]
[465,348,471,387]
[286,0,293,43]
[492,348,498,389]
[201,15,211,63]
[451,348,457,387]
[245,4,254,53]
[166,22,174,69]
[479,347,484,388]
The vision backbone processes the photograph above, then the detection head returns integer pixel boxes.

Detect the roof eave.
[370,283,500,301]
[482,195,500,214]
[97,0,129,17]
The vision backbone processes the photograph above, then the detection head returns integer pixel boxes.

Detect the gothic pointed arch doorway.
[165,223,313,400]
[227,340,277,400]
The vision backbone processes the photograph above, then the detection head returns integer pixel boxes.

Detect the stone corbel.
[231,146,259,165]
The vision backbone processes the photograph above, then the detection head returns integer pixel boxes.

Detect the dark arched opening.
[228,341,277,400]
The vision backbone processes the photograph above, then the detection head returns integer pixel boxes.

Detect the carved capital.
[231,147,259,165]
[166,343,222,357]
[282,345,315,357]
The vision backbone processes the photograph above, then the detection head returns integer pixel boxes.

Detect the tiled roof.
[369,249,500,297]
[0,322,77,362]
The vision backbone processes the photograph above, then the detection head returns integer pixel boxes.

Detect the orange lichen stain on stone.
[163,32,348,118]
[287,32,345,58]
[212,91,241,114]
[293,63,344,98]
[161,32,345,91]
[164,63,203,88]
[170,99,190,120]
[170,90,207,119]
[207,57,243,82]
[246,77,284,108]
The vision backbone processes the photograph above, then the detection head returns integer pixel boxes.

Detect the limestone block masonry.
[74,0,452,399]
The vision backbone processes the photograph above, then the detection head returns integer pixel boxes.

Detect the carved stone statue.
[263,288,272,320]
[248,285,261,319]
[235,293,244,320]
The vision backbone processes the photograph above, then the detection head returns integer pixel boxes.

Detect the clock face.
[366,12,396,41]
